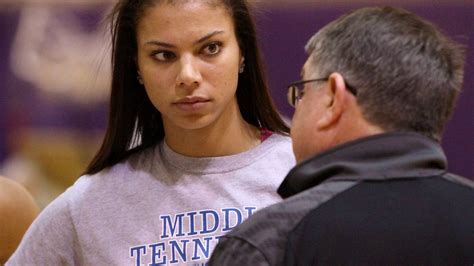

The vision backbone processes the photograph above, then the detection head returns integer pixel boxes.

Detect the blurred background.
[0,0,472,209]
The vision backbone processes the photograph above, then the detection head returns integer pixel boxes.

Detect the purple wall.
[256,4,473,179]
[0,3,472,179]
[0,11,19,162]
[0,8,108,163]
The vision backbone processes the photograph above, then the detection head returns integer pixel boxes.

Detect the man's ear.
[316,72,349,129]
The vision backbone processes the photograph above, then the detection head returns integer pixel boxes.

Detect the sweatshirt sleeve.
[6,190,80,265]
[209,236,269,266]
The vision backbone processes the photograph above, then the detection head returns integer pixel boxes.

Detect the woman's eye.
[202,42,222,55]
[153,51,176,61]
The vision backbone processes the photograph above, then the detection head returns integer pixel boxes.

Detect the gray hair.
[305,6,465,141]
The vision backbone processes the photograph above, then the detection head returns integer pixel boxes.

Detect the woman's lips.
[173,97,211,111]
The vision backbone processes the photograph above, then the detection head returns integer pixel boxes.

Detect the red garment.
[260,128,273,142]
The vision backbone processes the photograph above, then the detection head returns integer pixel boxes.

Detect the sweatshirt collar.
[278,132,447,198]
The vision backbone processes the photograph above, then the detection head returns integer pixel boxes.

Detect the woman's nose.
[176,55,202,88]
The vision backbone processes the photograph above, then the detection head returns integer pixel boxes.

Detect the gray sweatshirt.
[7,133,295,266]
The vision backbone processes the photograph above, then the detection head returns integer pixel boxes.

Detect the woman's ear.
[137,71,144,85]
[316,72,349,129]
[135,57,144,85]
[239,56,245,74]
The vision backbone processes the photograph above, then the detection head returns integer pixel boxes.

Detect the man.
[209,6,474,265]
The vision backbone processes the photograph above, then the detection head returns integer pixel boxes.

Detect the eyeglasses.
[287,78,327,108]
[286,78,357,107]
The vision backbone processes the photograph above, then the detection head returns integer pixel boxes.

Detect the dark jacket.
[209,132,474,265]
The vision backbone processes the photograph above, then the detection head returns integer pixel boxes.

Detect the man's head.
[290,6,465,162]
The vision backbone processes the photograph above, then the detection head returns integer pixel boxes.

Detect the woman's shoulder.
[247,132,295,167]
[71,146,160,197]
[29,158,150,230]
[78,143,158,185]
[269,132,292,143]
[72,158,145,192]
[263,133,293,153]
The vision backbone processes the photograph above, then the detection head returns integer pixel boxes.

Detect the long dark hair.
[85,0,289,175]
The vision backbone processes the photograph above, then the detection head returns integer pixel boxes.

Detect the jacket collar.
[278,132,447,199]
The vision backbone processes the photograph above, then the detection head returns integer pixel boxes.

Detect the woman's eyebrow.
[144,30,225,48]
[145,40,175,48]
[195,30,225,45]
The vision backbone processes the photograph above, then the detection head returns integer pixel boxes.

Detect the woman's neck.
[163,106,261,157]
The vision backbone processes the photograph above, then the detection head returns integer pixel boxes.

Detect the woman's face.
[136,1,242,133]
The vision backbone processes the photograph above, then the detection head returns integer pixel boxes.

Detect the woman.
[7,0,295,265]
